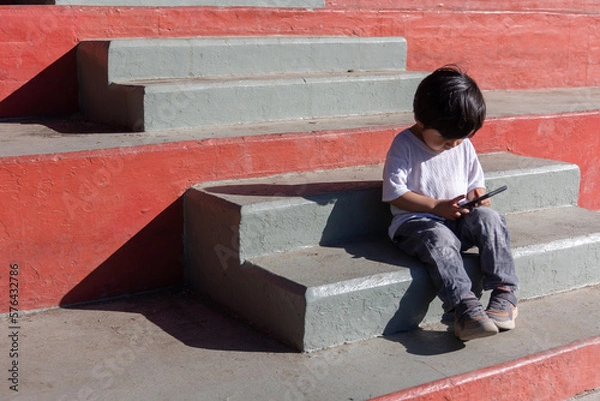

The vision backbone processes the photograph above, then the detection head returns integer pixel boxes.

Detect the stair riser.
[186,234,600,351]
[314,240,600,351]
[485,165,579,214]
[132,74,422,131]
[239,190,391,260]
[300,256,480,351]
[103,37,407,82]
[514,237,600,299]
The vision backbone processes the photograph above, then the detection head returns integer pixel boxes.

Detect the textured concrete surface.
[192,152,579,260]
[237,207,600,351]
[571,390,600,401]
[99,37,408,82]
[485,87,600,117]
[77,36,419,131]
[1,285,599,401]
[139,72,424,131]
[184,153,599,351]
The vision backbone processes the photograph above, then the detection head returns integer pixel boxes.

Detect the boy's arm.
[389,191,471,221]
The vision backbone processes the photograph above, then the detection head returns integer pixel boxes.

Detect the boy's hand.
[468,187,491,208]
[433,195,471,221]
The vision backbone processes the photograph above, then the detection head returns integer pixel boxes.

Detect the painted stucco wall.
[2,5,600,119]
[0,2,599,312]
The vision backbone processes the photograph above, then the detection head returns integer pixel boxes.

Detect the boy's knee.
[464,207,508,236]
[426,226,462,254]
[399,220,461,255]
[467,206,503,223]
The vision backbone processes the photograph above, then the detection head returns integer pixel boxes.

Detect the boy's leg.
[393,218,474,312]
[394,218,475,312]
[394,217,498,340]
[449,207,519,330]
[450,207,518,291]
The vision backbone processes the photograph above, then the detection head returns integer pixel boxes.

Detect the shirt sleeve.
[465,140,485,192]
[382,134,410,202]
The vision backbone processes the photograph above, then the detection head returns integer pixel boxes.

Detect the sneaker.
[486,288,518,331]
[454,298,499,341]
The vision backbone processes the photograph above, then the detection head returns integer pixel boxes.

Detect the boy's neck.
[409,124,425,142]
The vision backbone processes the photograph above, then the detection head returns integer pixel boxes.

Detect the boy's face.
[420,128,466,153]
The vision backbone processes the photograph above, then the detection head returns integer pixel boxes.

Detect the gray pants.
[393,207,519,312]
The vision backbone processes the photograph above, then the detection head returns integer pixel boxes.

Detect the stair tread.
[247,206,600,293]
[508,206,600,249]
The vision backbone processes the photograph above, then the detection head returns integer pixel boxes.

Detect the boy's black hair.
[413,65,486,139]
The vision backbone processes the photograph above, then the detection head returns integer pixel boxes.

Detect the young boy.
[382,66,519,341]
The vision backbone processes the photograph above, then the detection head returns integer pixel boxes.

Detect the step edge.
[513,232,600,258]
[369,335,600,401]
[485,162,580,179]
[304,271,412,303]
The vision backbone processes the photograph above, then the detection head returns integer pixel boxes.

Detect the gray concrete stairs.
[77,36,426,132]
[184,152,600,351]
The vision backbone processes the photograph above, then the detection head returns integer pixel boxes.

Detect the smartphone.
[461,185,508,209]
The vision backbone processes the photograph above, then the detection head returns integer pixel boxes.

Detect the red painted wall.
[328,0,600,12]
[2,5,600,118]
[1,112,598,312]
[1,3,599,312]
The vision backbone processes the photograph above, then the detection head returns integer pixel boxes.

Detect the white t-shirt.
[382,128,485,239]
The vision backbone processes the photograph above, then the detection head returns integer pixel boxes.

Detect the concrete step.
[6,285,600,400]
[80,37,409,83]
[184,153,597,351]
[77,36,423,131]
[569,390,600,401]
[187,206,600,351]
[187,152,579,261]
[105,71,424,131]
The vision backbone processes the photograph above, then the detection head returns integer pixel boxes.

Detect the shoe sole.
[488,307,519,331]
